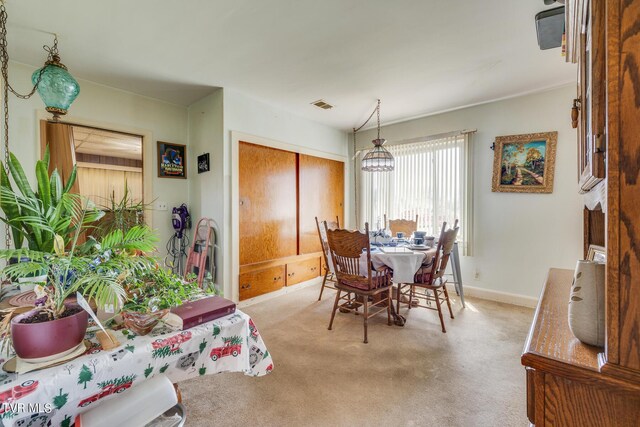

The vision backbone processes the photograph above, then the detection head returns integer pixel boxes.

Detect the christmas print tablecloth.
[0,309,273,427]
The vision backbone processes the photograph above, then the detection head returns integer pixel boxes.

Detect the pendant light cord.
[352,99,380,230]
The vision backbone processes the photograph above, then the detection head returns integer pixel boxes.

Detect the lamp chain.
[376,99,381,140]
[352,99,381,230]
[0,3,48,248]
[353,128,358,230]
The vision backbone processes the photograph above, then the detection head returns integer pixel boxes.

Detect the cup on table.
[413,237,424,246]
[396,232,404,239]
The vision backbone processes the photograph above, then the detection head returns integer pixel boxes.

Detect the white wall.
[187,88,348,300]
[349,85,583,300]
[6,61,190,249]
[187,89,224,290]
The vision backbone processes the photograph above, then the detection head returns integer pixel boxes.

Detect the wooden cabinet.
[298,154,344,254]
[573,0,606,192]
[239,142,298,265]
[522,270,640,426]
[523,2,640,424]
[238,266,285,300]
[238,141,344,300]
[286,257,320,286]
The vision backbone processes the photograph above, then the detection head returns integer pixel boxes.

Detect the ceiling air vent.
[311,99,333,110]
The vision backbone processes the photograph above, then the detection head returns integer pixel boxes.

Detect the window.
[360,133,473,255]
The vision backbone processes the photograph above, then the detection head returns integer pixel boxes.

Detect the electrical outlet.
[474,270,480,280]
[156,201,168,211]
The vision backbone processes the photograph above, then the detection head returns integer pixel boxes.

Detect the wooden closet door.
[298,154,344,254]
[239,142,297,265]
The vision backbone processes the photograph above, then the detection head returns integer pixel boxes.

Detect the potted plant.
[0,149,103,294]
[121,268,205,335]
[0,148,103,251]
[0,224,158,361]
[93,183,153,240]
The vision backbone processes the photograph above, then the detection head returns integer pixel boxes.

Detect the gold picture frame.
[587,244,606,263]
[491,131,557,193]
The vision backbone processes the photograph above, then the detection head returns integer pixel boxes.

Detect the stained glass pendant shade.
[32,51,80,119]
[361,100,394,172]
[361,138,394,172]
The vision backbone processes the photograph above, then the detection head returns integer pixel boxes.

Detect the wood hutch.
[522,0,640,425]
[238,141,344,300]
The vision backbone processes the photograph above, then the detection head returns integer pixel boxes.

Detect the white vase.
[568,260,605,347]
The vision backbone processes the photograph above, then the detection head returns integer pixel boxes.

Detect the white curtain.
[360,133,474,255]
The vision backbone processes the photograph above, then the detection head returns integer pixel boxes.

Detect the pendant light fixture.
[31,35,80,120]
[360,99,394,172]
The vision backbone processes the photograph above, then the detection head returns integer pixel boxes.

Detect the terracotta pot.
[122,309,168,336]
[11,303,88,363]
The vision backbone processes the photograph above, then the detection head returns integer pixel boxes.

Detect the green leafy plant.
[94,183,152,239]
[0,224,158,320]
[122,268,205,314]
[0,148,103,251]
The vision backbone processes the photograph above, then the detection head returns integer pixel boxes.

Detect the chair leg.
[433,288,447,333]
[396,284,402,315]
[318,271,329,301]
[363,297,369,344]
[328,289,341,331]
[443,284,454,319]
[409,286,415,309]
[387,289,392,326]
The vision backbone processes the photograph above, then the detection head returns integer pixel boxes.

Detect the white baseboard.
[238,277,322,308]
[450,283,538,308]
[237,278,538,309]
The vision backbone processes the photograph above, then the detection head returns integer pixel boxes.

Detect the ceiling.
[7,1,575,130]
[73,126,142,160]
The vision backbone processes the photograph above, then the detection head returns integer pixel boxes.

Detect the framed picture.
[157,142,186,179]
[491,131,557,193]
[197,153,210,174]
[587,244,606,263]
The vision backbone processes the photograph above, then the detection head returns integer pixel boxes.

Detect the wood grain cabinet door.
[239,266,285,300]
[286,257,320,286]
[239,142,298,265]
[298,154,344,254]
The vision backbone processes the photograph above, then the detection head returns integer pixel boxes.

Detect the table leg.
[452,242,465,308]
[392,286,405,326]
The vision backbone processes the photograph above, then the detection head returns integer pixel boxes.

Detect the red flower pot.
[11,303,88,363]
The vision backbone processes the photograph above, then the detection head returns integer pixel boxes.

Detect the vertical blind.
[360,133,473,255]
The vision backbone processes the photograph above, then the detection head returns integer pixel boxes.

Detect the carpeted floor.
[179,283,534,426]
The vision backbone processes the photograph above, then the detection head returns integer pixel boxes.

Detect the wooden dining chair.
[384,214,419,236]
[325,222,393,343]
[315,216,340,301]
[396,220,459,333]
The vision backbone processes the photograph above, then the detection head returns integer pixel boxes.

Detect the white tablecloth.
[358,248,436,284]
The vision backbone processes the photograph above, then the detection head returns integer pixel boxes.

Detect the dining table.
[356,243,437,326]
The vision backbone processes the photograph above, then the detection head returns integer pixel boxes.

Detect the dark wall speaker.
[535,6,565,50]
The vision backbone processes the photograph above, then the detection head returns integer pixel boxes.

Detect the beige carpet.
[179,283,534,426]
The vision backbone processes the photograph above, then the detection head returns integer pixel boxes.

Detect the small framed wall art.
[197,153,210,174]
[491,131,557,193]
[157,141,187,179]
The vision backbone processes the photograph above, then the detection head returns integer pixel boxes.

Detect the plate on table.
[408,245,430,251]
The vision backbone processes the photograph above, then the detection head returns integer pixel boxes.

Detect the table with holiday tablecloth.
[0,309,272,427]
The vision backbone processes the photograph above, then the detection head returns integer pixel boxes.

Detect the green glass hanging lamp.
[32,36,80,120]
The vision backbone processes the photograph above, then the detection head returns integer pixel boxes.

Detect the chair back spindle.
[325,223,377,290]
